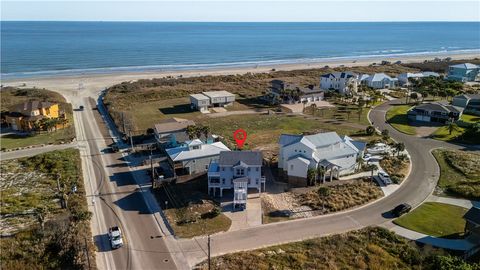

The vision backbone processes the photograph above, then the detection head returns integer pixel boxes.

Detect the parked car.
[392,203,412,217]
[378,171,392,185]
[363,153,372,161]
[108,226,124,249]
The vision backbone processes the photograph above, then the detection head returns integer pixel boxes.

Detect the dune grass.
[394,202,468,239]
[386,105,416,135]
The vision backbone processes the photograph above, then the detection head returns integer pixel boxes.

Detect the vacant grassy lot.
[431,114,480,144]
[431,125,466,142]
[198,114,361,150]
[197,227,478,270]
[380,155,410,183]
[104,64,418,130]
[1,87,75,150]
[394,202,468,238]
[386,105,416,135]
[0,149,95,270]
[296,179,383,214]
[154,176,231,238]
[305,101,372,126]
[432,149,480,200]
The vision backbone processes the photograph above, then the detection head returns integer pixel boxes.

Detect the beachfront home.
[397,72,440,86]
[319,72,358,95]
[207,151,265,208]
[267,80,324,104]
[166,139,230,176]
[452,94,480,116]
[4,101,63,131]
[153,118,195,148]
[463,206,480,244]
[407,102,463,124]
[361,73,398,89]
[447,63,480,82]
[190,91,235,112]
[278,132,365,187]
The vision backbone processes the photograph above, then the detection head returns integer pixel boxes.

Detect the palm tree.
[201,125,210,142]
[186,125,196,140]
[447,121,459,135]
[317,186,331,214]
[356,155,364,171]
[307,168,316,186]
[316,166,325,184]
[394,142,405,156]
[310,103,317,116]
[367,164,378,179]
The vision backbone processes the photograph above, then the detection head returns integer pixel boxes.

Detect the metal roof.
[190,93,210,100]
[450,63,479,69]
[154,118,195,134]
[202,90,235,98]
[166,141,230,162]
[219,151,263,166]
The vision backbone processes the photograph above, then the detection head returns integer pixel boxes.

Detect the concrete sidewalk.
[389,225,478,251]
[427,195,480,209]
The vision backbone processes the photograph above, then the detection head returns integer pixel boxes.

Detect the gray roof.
[368,73,395,82]
[219,151,263,166]
[202,90,235,98]
[12,101,55,114]
[303,132,343,148]
[190,93,210,100]
[166,141,230,162]
[279,134,303,146]
[321,72,357,79]
[450,63,479,69]
[464,207,480,225]
[154,118,195,134]
[412,102,463,114]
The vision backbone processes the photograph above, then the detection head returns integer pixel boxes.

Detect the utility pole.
[150,147,154,187]
[207,234,211,270]
[121,112,126,136]
[129,129,134,152]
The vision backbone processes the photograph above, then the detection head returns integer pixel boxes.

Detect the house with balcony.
[447,63,480,82]
[166,139,230,176]
[267,80,324,104]
[4,101,63,131]
[319,72,359,95]
[360,73,398,89]
[407,102,463,124]
[397,72,440,86]
[452,94,480,116]
[278,132,365,187]
[207,151,265,209]
[153,118,195,148]
[190,91,235,113]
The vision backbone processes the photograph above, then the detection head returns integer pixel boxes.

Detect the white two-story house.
[361,73,398,89]
[207,151,265,209]
[278,132,365,187]
[320,72,359,95]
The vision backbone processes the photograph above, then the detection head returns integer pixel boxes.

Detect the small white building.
[190,91,236,113]
[278,132,366,187]
[320,72,358,95]
[207,151,265,208]
[361,73,398,89]
[190,94,210,113]
[397,72,440,86]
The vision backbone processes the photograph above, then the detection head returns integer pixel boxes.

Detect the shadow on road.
[113,190,155,215]
[94,233,112,252]
[381,211,396,219]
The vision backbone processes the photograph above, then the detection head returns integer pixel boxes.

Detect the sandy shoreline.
[2,51,479,95]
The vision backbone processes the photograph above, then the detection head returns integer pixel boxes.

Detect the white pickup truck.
[108,226,124,249]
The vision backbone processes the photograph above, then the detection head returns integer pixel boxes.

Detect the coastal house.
[4,101,62,131]
[153,118,195,148]
[447,63,480,82]
[166,139,230,176]
[267,80,324,104]
[397,72,440,86]
[407,102,463,124]
[463,206,480,244]
[319,72,358,95]
[278,132,365,187]
[190,91,235,113]
[452,94,480,116]
[361,73,398,89]
[207,151,265,208]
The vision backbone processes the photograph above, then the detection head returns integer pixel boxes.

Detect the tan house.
[5,101,63,131]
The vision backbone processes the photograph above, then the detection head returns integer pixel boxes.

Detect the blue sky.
[1,1,479,22]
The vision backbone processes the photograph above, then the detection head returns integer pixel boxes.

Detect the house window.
[256,179,259,185]
[222,167,225,171]
[205,165,209,170]
[222,179,225,184]
[236,168,245,176]
[290,165,294,170]
[256,167,259,172]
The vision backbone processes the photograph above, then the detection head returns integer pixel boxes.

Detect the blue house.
[447,63,480,82]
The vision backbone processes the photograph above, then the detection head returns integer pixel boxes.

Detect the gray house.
[166,139,230,176]
[268,80,324,104]
[154,118,195,148]
[447,63,480,82]
[190,91,235,113]
[407,103,463,124]
[452,94,480,116]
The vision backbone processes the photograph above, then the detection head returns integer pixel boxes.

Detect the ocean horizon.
[1,21,480,79]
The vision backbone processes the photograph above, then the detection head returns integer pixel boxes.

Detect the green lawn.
[394,202,468,238]
[198,114,360,149]
[432,149,480,200]
[1,124,75,150]
[386,105,416,135]
[460,113,480,123]
[431,125,466,142]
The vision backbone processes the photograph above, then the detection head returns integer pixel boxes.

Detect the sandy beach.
[2,51,479,96]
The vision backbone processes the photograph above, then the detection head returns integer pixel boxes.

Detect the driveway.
[177,100,479,268]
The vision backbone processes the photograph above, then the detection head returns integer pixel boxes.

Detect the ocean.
[1,21,479,79]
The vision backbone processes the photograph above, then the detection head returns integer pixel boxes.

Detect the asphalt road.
[177,99,479,267]
[0,142,77,160]
[73,97,179,270]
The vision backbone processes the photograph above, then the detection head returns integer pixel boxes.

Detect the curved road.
[178,99,479,268]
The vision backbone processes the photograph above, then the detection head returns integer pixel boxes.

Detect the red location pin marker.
[233,129,247,149]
